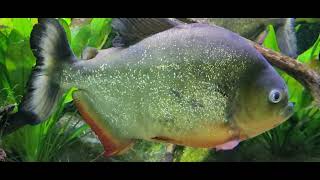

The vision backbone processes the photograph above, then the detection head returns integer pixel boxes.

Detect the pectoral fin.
[72,90,134,157]
[215,139,240,151]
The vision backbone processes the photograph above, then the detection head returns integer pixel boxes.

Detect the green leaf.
[0,32,8,61]
[12,18,33,38]
[87,18,112,49]
[0,64,16,104]
[277,36,320,109]
[297,35,320,63]
[58,18,72,44]
[263,25,281,52]
[62,18,72,25]
[282,74,304,104]
[30,18,38,25]
[71,24,91,58]
[5,29,35,99]
[62,87,78,104]
[65,124,89,142]
[2,88,88,162]
[0,18,13,35]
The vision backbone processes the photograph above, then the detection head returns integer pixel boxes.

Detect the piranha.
[176,18,298,58]
[16,18,293,157]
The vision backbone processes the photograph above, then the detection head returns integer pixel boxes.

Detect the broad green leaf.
[263,25,280,52]
[282,74,304,105]
[0,18,13,35]
[64,87,78,104]
[5,29,35,99]
[0,64,16,104]
[88,18,112,49]
[30,18,38,25]
[297,35,320,63]
[12,18,33,38]
[58,18,72,44]
[62,18,72,25]
[0,32,8,61]
[282,35,320,110]
[71,24,91,58]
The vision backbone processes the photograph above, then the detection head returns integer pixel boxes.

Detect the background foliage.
[0,18,320,162]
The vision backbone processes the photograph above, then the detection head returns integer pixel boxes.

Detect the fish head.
[232,66,294,140]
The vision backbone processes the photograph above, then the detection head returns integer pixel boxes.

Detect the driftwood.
[253,43,320,106]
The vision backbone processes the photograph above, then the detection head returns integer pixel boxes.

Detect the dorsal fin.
[111,18,184,47]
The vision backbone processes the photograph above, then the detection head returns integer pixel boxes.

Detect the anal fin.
[72,90,134,157]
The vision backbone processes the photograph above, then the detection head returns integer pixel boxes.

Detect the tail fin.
[276,18,298,58]
[18,18,77,125]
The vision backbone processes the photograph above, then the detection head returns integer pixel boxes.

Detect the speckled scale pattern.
[61,24,269,145]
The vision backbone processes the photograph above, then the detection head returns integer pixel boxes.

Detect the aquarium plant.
[0,18,319,162]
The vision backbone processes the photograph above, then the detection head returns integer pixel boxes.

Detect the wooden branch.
[253,43,320,106]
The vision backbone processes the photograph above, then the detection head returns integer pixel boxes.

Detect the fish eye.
[269,89,282,103]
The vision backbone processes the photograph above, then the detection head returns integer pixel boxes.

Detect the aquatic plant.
[0,18,111,161]
[255,25,320,160]
[0,18,319,162]
[1,88,89,161]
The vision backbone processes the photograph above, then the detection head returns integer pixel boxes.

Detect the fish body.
[65,23,261,146]
[18,19,293,157]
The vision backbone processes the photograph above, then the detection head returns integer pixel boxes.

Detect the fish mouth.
[232,102,295,141]
[280,102,295,120]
